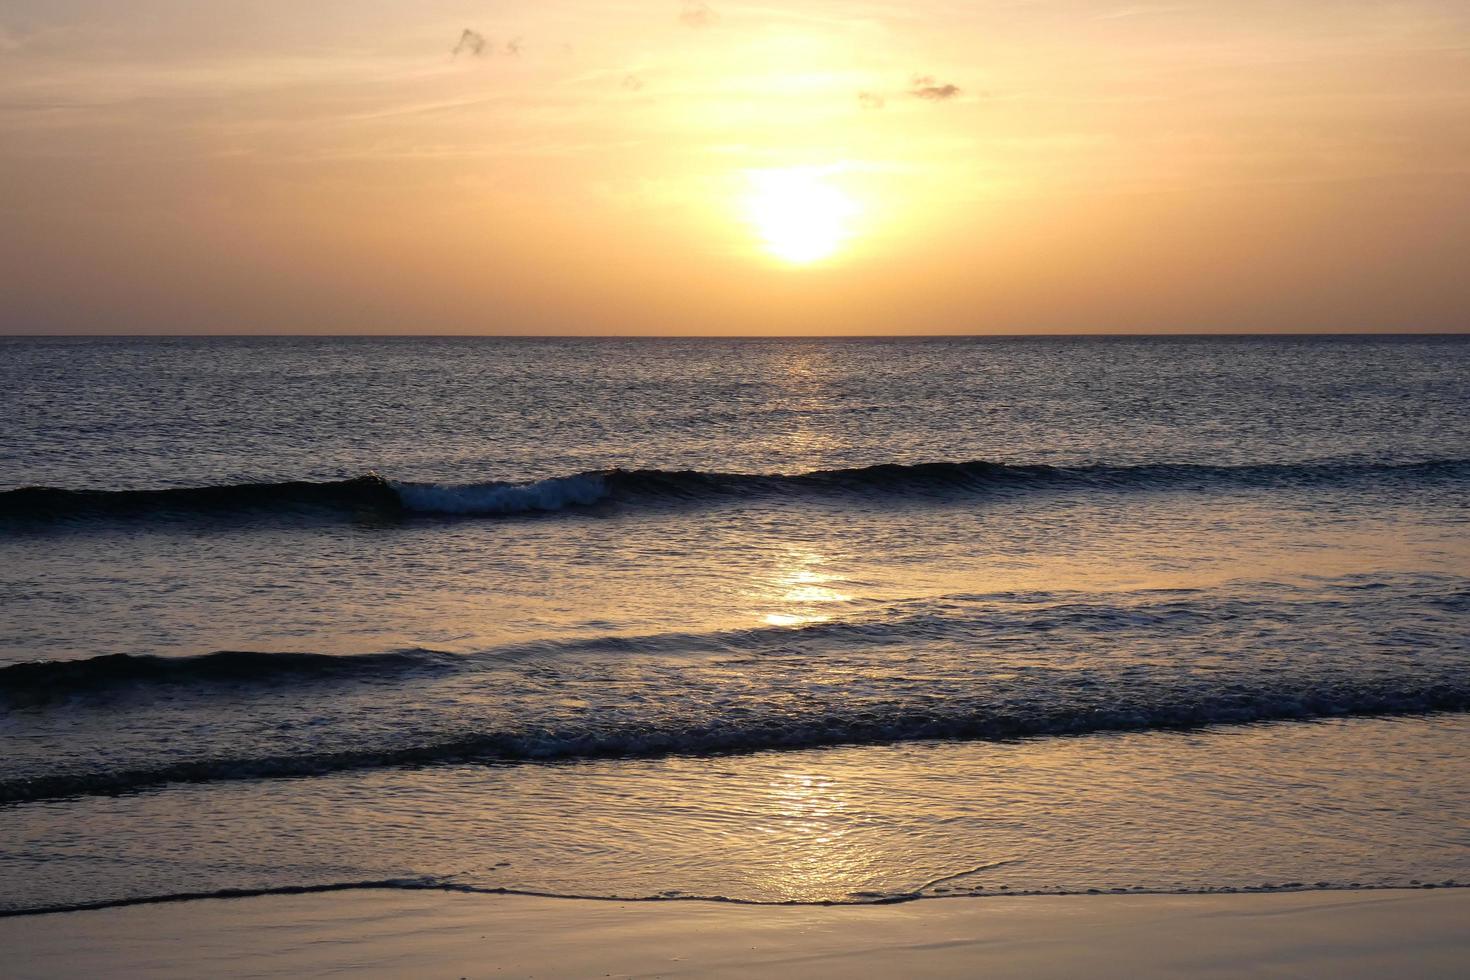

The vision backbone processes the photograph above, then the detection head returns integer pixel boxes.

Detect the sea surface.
[1,335,1467,914]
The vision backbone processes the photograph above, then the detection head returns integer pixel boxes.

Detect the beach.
[6,888,1467,979]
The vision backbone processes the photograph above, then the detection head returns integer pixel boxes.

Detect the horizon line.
[3,331,1468,340]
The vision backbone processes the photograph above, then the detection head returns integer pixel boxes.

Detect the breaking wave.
[3,671,1466,805]
[0,649,464,703]
[3,458,1465,523]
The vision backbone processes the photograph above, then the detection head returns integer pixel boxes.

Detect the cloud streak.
[859,77,961,108]
[909,75,960,101]
[452,29,524,59]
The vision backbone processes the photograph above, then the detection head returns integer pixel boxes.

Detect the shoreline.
[4,887,1466,978]
[3,879,1464,920]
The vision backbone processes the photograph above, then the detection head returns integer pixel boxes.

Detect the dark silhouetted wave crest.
[3,458,1465,523]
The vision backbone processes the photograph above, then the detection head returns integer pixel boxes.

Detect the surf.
[3,458,1464,524]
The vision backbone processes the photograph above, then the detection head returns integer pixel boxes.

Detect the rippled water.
[1,336,1466,913]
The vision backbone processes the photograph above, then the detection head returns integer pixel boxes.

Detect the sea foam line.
[2,878,1463,920]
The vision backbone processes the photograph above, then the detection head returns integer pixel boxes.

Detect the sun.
[742,167,861,264]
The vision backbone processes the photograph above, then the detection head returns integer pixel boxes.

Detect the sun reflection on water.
[749,769,880,901]
[763,612,830,627]
[756,550,854,629]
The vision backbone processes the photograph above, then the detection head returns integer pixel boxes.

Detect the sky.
[1,1,1467,335]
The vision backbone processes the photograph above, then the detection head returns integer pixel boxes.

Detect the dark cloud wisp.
[909,75,961,100]
[452,29,487,57]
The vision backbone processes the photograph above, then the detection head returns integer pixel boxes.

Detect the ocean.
[2,335,1467,914]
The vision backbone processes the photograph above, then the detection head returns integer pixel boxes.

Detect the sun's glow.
[742,167,861,264]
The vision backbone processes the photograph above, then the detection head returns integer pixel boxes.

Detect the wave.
[3,458,1466,522]
[0,613,944,702]
[0,582,1410,702]
[0,649,464,704]
[0,475,399,520]
[3,678,1466,805]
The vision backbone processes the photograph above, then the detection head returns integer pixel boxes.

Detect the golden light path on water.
[758,549,853,628]
[7,715,1469,908]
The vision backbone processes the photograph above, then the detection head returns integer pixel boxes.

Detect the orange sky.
[2,1,1467,334]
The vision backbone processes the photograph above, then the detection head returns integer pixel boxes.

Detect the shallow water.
[5,716,1468,912]
[1,336,1466,912]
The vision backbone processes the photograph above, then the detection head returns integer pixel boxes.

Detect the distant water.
[2,336,1467,914]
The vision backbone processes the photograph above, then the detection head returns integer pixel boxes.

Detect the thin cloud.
[622,74,646,91]
[452,30,523,59]
[857,91,885,110]
[909,75,960,101]
[452,29,487,58]
[679,2,718,28]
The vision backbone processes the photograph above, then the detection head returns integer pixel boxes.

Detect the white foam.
[391,474,609,515]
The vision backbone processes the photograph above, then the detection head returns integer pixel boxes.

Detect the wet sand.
[3,887,1465,979]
